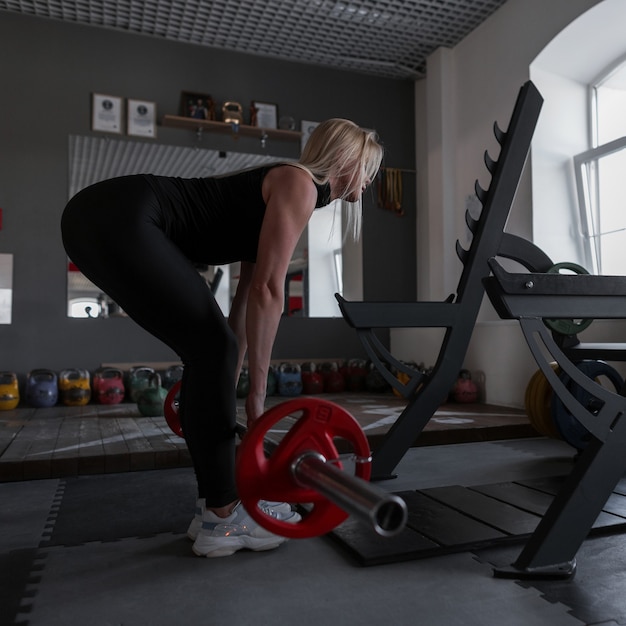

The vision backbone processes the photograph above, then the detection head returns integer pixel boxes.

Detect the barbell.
[163,384,407,538]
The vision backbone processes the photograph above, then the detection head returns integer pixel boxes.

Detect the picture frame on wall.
[179,91,215,120]
[127,99,157,138]
[91,93,123,134]
[252,101,278,129]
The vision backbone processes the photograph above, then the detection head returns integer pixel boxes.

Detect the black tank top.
[142,165,331,265]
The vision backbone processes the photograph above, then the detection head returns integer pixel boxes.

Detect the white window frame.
[573,135,626,275]
[574,56,626,275]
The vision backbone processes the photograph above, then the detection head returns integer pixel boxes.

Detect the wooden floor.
[0,392,536,482]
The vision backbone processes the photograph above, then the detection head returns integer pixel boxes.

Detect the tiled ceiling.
[0,0,509,79]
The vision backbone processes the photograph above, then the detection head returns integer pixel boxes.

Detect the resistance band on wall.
[377,167,404,216]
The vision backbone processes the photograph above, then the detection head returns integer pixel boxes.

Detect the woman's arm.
[228,261,254,383]
[245,166,318,425]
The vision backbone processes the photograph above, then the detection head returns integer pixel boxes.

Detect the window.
[574,58,626,275]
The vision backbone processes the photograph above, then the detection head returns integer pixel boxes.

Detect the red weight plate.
[237,397,371,539]
[163,381,184,438]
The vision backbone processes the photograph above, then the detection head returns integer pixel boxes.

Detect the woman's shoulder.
[262,163,318,205]
[263,163,317,191]
[266,164,332,208]
[265,162,313,182]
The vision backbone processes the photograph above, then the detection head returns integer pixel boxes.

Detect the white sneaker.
[187,498,296,541]
[192,502,292,558]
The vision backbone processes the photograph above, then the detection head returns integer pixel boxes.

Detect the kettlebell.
[26,369,58,407]
[92,367,125,405]
[366,361,391,393]
[320,361,346,393]
[163,364,184,390]
[301,362,324,395]
[59,368,91,406]
[278,362,303,397]
[128,366,156,403]
[452,369,479,403]
[346,359,368,392]
[137,373,168,417]
[0,371,20,410]
[237,367,250,398]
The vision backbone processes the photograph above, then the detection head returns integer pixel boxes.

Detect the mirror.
[66,135,362,318]
[0,253,13,324]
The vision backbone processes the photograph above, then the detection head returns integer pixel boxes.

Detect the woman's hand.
[245,390,267,428]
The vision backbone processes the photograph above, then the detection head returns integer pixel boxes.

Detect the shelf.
[161,115,302,142]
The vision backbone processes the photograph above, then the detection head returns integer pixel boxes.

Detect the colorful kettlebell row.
[234,360,480,403]
[236,359,415,398]
[0,361,479,411]
[0,364,184,413]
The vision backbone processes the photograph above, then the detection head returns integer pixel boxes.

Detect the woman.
[61,118,384,557]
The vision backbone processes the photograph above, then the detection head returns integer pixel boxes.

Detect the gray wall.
[0,12,415,374]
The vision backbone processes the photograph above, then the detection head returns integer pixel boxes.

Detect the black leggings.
[61,176,239,507]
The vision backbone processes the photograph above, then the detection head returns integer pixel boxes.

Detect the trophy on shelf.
[222,101,243,134]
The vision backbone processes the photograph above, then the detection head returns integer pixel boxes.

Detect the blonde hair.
[296,118,383,238]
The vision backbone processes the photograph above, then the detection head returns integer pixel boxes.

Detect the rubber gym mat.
[41,468,197,547]
[474,534,626,625]
[329,475,626,566]
[0,548,45,625]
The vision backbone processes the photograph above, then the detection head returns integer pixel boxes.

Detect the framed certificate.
[252,101,278,129]
[92,93,122,134]
[127,99,157,138]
